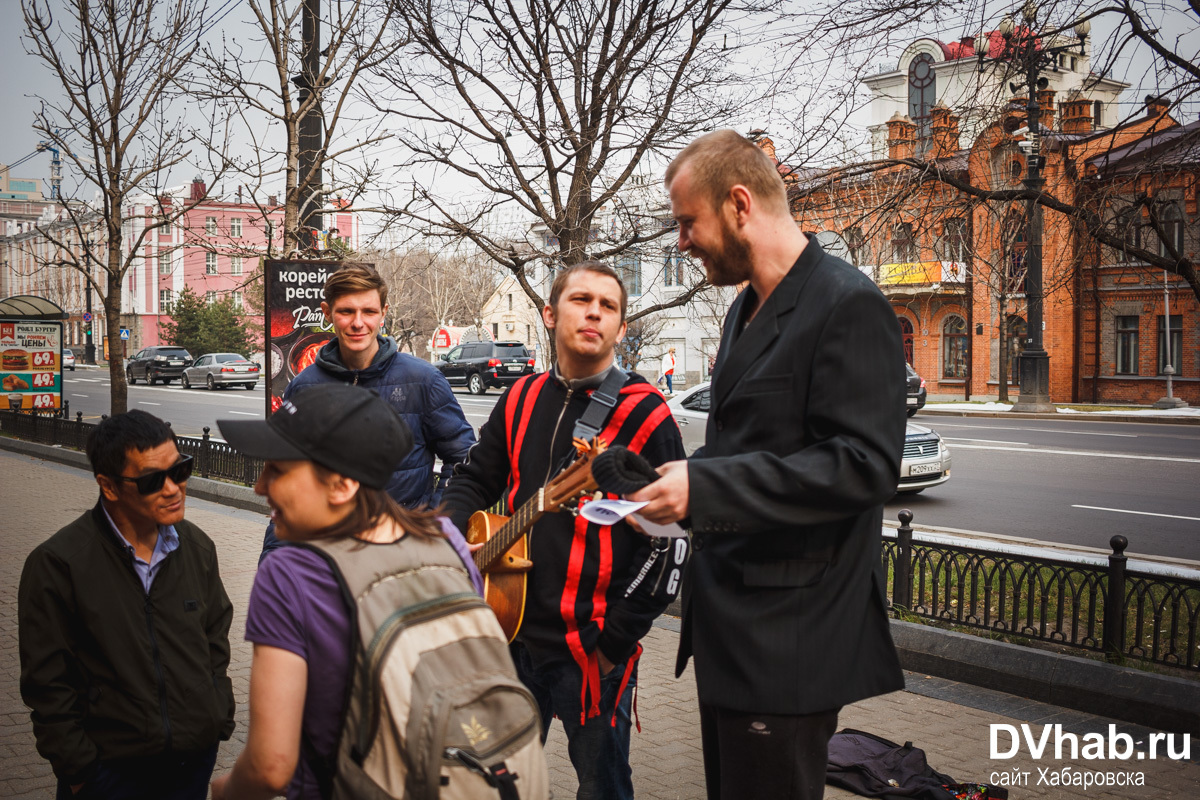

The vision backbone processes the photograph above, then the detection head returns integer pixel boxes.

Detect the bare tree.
[199,0,404,254]
[22,0,228,413]
[370,0,788,345]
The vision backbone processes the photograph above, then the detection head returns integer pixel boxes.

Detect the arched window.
[898,317,915,365]
[1158,203,1185,258]
[942,315,968,378]
[845,226,868,267]
[1115,208,1140,261]
[1002,210,1028,294]
[908,53,936,151]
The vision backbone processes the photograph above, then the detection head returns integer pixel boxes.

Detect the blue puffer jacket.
[284,336,476,506]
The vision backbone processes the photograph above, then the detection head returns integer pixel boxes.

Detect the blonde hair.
[665,130,789,216]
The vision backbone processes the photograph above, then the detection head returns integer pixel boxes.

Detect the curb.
[890,620,1200,736]
[6,434,1196,735]
[0,436,269,514]
[918,408,1200,425]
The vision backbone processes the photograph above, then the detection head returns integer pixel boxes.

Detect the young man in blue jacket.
[262,264,477,563]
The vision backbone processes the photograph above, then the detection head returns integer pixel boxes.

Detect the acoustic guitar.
[468,437,607,641]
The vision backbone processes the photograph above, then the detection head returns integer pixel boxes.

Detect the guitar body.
[467,510,530,642]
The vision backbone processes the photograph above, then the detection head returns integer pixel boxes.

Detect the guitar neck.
[475,489,547,572]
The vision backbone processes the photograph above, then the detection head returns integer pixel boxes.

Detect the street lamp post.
[83,237,95,365]
[994,7,1089,412]
[1154,270,1188,408]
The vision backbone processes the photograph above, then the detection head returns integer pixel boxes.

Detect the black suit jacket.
[677,241,907,714]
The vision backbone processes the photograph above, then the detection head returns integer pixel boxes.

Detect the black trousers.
[699,702,840,800]
[56,744,219,800]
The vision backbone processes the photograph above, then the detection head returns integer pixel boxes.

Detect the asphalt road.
[58,369,1199,561]
[889,414,1200,562]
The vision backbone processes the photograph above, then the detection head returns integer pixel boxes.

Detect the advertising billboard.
[1,321,63,411]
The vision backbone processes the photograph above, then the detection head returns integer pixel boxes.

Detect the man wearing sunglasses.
[19,410,235,800]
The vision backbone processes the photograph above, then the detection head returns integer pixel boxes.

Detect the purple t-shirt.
[244,518,482,800]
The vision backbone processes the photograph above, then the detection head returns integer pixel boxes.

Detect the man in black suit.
[631,130,907,800]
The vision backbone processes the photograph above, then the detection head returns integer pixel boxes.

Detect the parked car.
[61,350,76,371]
[906,363,927,417]
[436,340,535,394]
[666,382,951,493]
[126,346,193,385]
[182,353,260,390]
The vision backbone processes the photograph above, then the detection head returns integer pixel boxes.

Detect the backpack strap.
[572,368,629,441]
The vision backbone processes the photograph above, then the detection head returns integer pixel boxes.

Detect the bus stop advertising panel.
[1,321,63,411]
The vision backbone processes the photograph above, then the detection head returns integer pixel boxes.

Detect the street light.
[986,10,1089,412]
[1154,270,1189,408]
[83,236,95,364]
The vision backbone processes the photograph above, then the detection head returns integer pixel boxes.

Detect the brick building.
[785,28,1198,406]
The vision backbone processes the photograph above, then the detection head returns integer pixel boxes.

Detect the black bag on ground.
[826,728,1008,800]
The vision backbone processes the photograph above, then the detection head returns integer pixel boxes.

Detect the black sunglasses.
[113,455,194,495]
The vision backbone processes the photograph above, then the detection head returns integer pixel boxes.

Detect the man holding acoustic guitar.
[444,261,686,800]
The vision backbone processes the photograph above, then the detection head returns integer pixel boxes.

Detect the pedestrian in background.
[632,129,907,800]
[260,263,478,571]
[19,410,235,800]
[661,346,677,394]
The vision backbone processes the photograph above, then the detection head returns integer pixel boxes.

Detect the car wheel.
[206,375,215,390]
[127,368,136,385]
[468,372,486,395]
[182,374,191,389]
[907,407,917,417]
[244,383,256,390]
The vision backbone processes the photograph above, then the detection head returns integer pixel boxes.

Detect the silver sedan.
[181,353,260,390]
[665,382,951,494]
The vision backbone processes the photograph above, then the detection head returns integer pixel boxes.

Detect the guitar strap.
[572,367,629,441]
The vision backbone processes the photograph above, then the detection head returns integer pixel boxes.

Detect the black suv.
[437,341,534,394]
[906,363,927,416]
[127,346,193,385]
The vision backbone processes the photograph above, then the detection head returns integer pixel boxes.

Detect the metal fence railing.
[4,408,1198,672]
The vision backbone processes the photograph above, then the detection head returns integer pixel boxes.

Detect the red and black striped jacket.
[444,368,686,688]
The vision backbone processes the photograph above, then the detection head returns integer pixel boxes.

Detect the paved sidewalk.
[2,449,1197,799]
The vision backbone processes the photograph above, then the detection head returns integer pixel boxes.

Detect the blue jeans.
[512,643,635,800]
[56,744,218,800]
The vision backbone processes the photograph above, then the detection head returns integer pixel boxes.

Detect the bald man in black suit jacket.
[633,130,907,800]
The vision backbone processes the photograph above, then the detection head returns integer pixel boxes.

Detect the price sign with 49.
[32,372,54,388]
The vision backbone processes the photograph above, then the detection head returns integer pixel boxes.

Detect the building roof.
[1086,119,1200,176]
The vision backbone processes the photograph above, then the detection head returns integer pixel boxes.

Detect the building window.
[942,315,968,378]
[230,217,242,237]
[205,216,217,235]
[1158,203,1184,258]
[943,217,968,262]
[1003,212,1027,294]
[907,52,936,151]
[230,255,243,276]
[1116,209,1140,260]
[845,227,868,267]
[205,252,218,274]
[663,247,685,285]
[159,289,172,309]
[898,317,914,364]
[1007,316,1027,383]
[526,324,531,343]
[205,291,217,305]
[160,215,171,235]
[1158,314,1183,375]
[1115,315,1139,375]
[158,252,172,275]
[507,293,513,311]
[891,223,915,263]
[492,322,499,339]
[617,253,642,296]
[231,290,243,310]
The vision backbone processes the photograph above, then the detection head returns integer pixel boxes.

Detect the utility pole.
[1154,271,1188,408]
[294,0,323,243]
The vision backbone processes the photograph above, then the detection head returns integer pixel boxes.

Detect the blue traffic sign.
[119,328,130,340]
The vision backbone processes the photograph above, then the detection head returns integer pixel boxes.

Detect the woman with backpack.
[210,384,546,800]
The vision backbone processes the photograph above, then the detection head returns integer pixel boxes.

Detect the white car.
[62,350,76,370]
[665,382,951,494]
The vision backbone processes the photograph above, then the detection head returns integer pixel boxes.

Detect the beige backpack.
[299,535,549,800]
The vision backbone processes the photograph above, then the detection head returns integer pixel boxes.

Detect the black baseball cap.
[218,384,413,490]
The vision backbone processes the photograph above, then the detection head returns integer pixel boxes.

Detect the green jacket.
[18,502,235,784]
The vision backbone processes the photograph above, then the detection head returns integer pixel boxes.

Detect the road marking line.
[138,401,161,406]
[953,443,1200,463]
[1072,505,1200,523]
[931,423,1136,437]
[71,394,88,398]
[943,437,1027,445]
[225,411,258,416]
[72,378,101,383]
